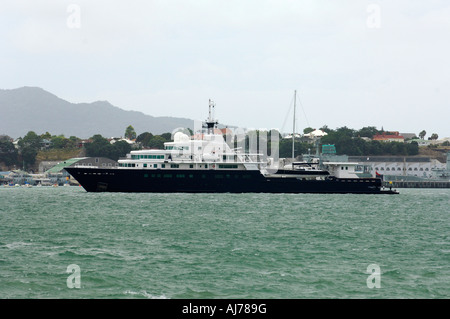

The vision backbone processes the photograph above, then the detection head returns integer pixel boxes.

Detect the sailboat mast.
[292,90,296,161]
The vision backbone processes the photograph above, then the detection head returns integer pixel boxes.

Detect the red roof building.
[372,131,405,143]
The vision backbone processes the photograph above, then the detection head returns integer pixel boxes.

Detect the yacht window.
[218,164,238,169]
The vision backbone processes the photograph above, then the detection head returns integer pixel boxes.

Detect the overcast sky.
[1,0,449,137]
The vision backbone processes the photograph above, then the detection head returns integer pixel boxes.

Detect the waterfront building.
[348,155,447,179]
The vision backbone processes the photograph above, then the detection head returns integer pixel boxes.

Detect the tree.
[85,134,112,158]
[390,142,407,155]
[357,126,379,138]
[110,140,131,161]
[148,136,166,149]
[336,126,355,137]
[319,125,331,133]
[320,127,355,155]
[430,133,439,140]
[67,136,81,148]
[303,127,314,134]
[278,139,311,158]
[51,135,67,149]
[419,130,426,140]
[136,132,153,147]
[18,131,41,170]
[40,132,52,140]
[21,147,38,169]
[18,131,41,149]
[85,134,132,160]
[160,133,172,141]
[124,125,136,140]
[367,141,383,155]
[0,135,19,167]
[406,141,419,155]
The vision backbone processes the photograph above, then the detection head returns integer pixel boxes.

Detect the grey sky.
[1,0,449,137]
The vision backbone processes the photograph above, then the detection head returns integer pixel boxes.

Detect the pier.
[383,180,450,188]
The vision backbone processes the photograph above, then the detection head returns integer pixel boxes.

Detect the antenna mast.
[292,90,296,161]
[205,99,218,134]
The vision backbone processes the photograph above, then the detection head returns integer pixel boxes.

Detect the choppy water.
[0,186,449,299]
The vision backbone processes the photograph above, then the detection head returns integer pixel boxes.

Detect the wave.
[123,290,168,299]
[4,241,33,250]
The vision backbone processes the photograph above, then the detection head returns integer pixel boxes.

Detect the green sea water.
[0,186,449,299]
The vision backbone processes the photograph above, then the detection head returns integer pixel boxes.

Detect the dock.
[383,180,450,188]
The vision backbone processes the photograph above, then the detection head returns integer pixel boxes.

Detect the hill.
[0,87,194,138]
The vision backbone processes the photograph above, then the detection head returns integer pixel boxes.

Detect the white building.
[348,156,446,179]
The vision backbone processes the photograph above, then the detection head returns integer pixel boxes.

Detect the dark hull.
[65,167,398,194]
